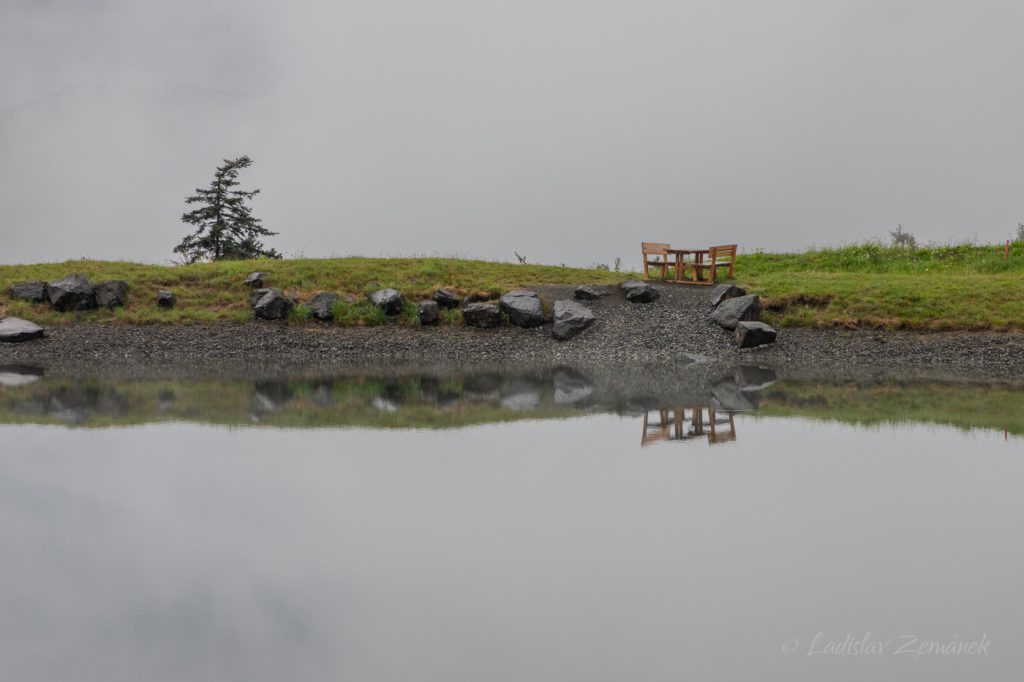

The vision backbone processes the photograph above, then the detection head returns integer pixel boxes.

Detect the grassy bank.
[0,257,633,325]
[2,242,1023,329]
[738,242,1024,330]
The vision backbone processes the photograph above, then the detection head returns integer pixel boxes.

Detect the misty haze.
[3,0,1023,266]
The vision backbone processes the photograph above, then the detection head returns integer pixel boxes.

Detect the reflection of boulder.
[158,389,177,411]
[710,379,757,412]
[553,369,594,405]
[500,378,545,411]
[310,385,335,407]
[463,373,501,402]
[0,365,44,387]
[500,390,542,411]
[253,381,294,413]
[11,398,48,417]
[371,396,401,412]
[735,366,777,392]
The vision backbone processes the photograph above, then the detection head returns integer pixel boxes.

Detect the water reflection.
[0,363,1022,438]
[641,407,737,447]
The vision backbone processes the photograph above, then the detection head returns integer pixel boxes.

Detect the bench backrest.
[709,244,737,262]
[642,242,671,256]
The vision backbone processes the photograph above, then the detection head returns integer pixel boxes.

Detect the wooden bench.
[691,244,737,283]
[641,242,671,280]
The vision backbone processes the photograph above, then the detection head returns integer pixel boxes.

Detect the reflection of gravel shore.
[3,283,1023,382]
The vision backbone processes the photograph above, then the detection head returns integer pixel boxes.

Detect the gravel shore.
[3,283,1023,382]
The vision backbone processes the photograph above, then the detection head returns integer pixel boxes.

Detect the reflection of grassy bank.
[3,371,1023,435]
[0,375,583,429]
[757,381,1024,435]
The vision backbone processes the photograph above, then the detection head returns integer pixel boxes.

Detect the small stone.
[305,292,339,321]
[573,285,605,301]
[94,280,129,309]
[711,295,763,330]
[156,290,177,308]
[48,274,97,312]
[9,281,48,303]
[417,301,439,326]
[736,321,777,348]
[0,317,44,343]
[244,272,269,288]
[462,302,501,328]
[499,290,545,328]
[552,300,596,341]
[433,288,461,309]
[368,288,405,315]
[709,284,746,307]
[622,280,660,303]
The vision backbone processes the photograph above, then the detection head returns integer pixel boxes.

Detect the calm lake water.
[0,363,1021,681]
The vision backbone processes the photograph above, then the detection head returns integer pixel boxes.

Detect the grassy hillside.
[0,257,633,325]
[737,242,1024,330]
[2,242,1024,329]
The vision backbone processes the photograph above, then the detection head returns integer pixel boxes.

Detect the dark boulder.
[305,292,339,321]
[0,317,44,343]
[94,280,128,309]
[499,290,545,328]
[244,272,269,288]
[9,281,48,303]
[254,289,294,320]
[736,321,777,348]
[622,279,660,303]
[552,300,596,341]
[368,288,405,315]
[711,295,762,330]
[462,302,501,328]
[48,274,96,311]
[418,301,439,326]
[250,288,281,307]
[156,290,177,308]
[709,284,746,307]
[433,288,461,309]
[573,285,605,301]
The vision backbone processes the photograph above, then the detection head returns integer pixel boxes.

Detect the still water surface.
[0,364,1020,681]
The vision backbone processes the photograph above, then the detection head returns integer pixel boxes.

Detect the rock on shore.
[9,281,48,303]
[48,274,96,312]
[622,280,659,303]
[712,295,763,330]
[94,280,128,309]
[552,300,595,341]
[462,302,501,328]
[0,317,44,342]
[499,291,545,328]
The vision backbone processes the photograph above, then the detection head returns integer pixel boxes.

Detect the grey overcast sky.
[1,0,1023,266]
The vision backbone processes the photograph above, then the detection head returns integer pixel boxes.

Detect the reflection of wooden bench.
[640,406,738,446]
[691,244,737,282]
[641,242,671,281]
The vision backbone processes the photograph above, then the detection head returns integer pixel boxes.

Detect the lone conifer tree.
[174,156,281,263]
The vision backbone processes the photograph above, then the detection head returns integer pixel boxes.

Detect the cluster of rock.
[239,273,602,341]
[708,284,777,349]
[9,274,130,312]
[8,274,181,311]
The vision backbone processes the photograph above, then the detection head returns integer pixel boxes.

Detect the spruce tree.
[174,156,281,263]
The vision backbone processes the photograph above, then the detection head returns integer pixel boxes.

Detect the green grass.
[3,242,1024,329]
[0,257,634,326]
[737,241,1024,330]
